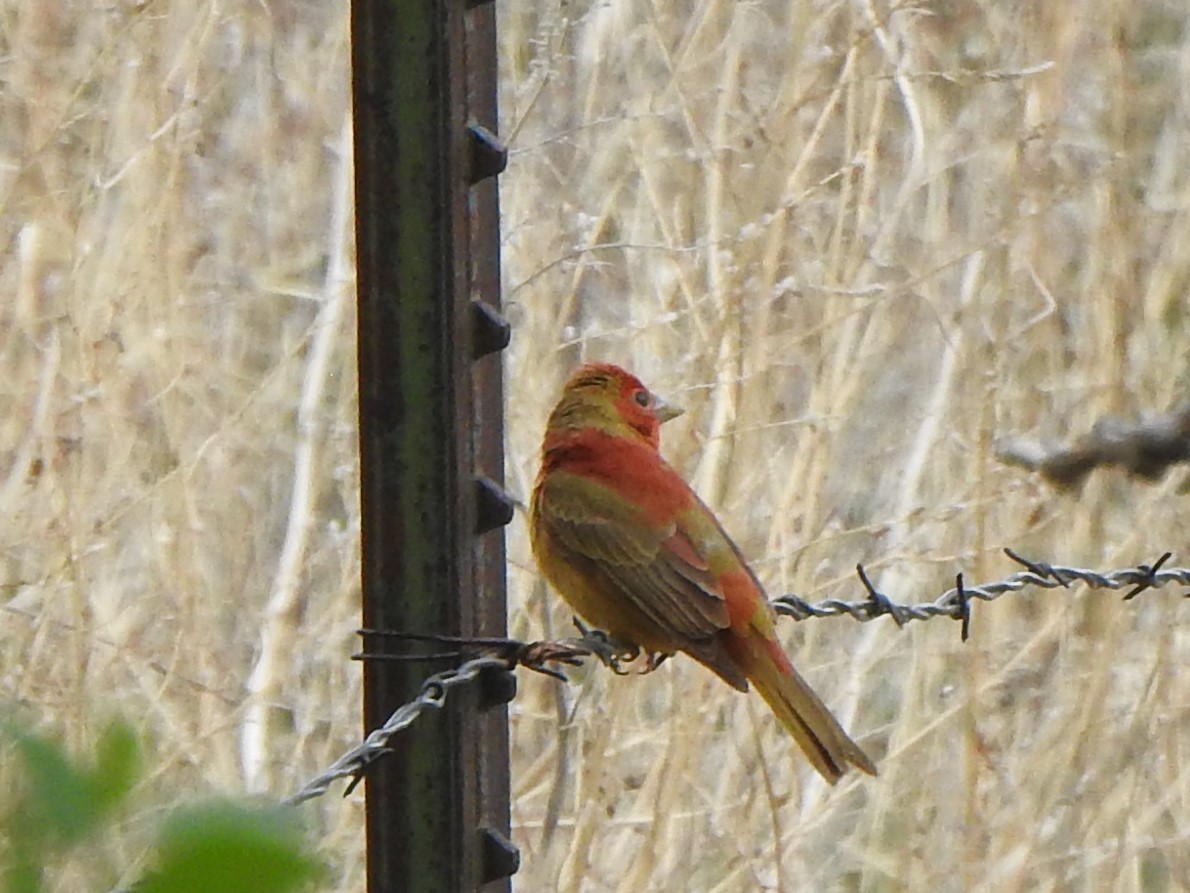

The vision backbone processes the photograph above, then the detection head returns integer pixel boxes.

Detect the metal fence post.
[351,0,513,890]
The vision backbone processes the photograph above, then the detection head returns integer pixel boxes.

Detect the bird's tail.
[735,636,877,784]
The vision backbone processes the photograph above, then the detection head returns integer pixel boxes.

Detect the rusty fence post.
[351,0,514,890]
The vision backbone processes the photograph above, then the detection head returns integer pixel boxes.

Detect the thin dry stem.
[3,1,1189,891]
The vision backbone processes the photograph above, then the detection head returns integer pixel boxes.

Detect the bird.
[530,362,876,783]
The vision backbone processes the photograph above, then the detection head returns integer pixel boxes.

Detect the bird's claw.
[642,651,671,672]
[572,619,671,675]
[571,619,636,671]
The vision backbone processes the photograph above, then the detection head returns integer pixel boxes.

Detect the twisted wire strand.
[285,655,512,806]
[773,553,1187,624]
[286,555,1189,804]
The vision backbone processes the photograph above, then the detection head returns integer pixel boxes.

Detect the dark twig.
[516,639,591,681]
[997,401,1190,488]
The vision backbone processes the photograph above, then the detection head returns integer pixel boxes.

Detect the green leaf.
[6,723,98,845]
[137,802,323,893]
[3,718,139,846]
[89,721,140,812]
[3,845,42,893]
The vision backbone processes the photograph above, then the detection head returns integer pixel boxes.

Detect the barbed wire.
[285,550,1189,805]
[284,639,592,806]
[773,548,1186,635]
[284,655,510,806]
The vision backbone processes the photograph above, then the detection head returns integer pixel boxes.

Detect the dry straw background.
[1,0,1188,891]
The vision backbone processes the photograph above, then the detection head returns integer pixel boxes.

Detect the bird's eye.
[633,390,651,407]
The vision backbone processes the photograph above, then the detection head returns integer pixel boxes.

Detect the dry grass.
[1,0,1187,891]
[501,1,1189,890]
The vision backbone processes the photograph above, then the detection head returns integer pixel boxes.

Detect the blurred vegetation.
[0,0,1187,891]
[1,717,322,893]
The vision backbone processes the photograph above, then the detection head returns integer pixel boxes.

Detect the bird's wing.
[536,470,729,641]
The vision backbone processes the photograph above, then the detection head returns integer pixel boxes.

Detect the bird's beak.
[654,395,684,424]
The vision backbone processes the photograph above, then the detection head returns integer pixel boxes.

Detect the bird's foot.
[572,619,638,673]
[572,619,671,676]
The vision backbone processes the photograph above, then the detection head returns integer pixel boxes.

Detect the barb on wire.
[1002,547,1071,588]
[853,564,908,627]
[289,551,1189,806]
[773,550,1190,630]
[1122,552,1172,601]
[954,573,971,642]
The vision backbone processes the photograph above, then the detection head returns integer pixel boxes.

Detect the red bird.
[530,362,876,783]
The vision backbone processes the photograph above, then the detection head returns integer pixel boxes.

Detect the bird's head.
[546,362,684,449]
